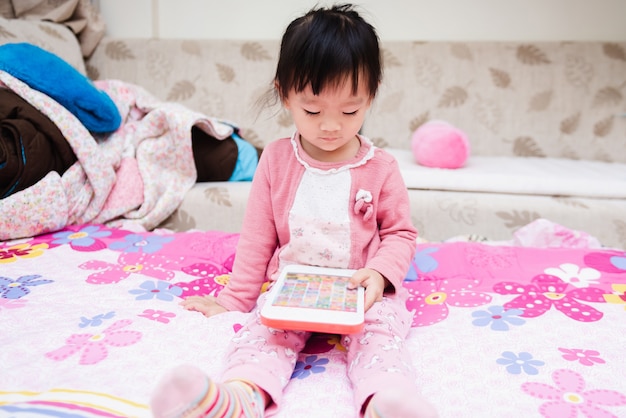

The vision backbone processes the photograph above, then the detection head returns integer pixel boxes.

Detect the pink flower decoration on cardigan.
[45,319,142,365]
[79,251,177,284]
[494,274,606,322]
[522,369,626,417]
[354,189,373,221]
[404,276,491,327]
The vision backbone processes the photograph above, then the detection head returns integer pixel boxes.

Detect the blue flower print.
[291,355,329,379]
[0,275,54,299]
[129,280,182,301]
[406,247,439,281]
[471,305,525,331]
[497,351,544,375]
[109,234,174,254]
[79,311,116,328]
[52,225,112,251]
[611,254,626,270]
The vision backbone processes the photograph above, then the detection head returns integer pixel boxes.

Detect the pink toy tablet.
[260,264,365,334]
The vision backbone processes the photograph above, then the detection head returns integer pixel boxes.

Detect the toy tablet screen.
[260,265,364,334]
[271,272,359,312]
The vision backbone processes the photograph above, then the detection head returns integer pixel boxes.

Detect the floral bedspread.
[1,223,625,417]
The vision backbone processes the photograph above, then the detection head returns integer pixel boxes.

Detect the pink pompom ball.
[411,120,470,169]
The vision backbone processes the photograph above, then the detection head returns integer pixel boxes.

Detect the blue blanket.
[0,43,121,133]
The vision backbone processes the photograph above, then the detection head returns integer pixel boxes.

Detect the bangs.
[289,32,370,96]
[275,4,381,99]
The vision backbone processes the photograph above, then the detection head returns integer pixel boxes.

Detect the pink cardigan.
[216,134,418,312]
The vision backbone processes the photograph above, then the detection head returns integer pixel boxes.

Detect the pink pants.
[221,292,417,416]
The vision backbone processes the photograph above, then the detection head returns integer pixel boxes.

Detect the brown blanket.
[0,88,76,198]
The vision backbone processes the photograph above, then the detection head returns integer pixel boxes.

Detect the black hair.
[274,3,381,100]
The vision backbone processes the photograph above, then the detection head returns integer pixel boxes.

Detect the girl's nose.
[320,116,340,132]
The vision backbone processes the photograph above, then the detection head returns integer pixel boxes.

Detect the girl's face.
[282,78,373,162]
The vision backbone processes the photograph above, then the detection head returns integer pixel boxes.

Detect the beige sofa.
[2,15,624,248]
[85,38,626,249]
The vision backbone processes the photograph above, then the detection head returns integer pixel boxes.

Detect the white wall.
[99,0,626,41]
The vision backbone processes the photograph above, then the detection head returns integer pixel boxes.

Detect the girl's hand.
[180,295,228,317]
[348,268,388,312]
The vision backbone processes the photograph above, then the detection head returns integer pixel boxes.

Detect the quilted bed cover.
[1,223,625,418]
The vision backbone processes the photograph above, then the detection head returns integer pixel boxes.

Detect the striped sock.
[193,379,265,418]
[151,365,265,418]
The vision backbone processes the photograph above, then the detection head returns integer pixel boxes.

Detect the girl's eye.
[343,110,359,116]
[304,110,319,116]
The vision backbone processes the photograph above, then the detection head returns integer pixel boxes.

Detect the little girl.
[151,4,438,417]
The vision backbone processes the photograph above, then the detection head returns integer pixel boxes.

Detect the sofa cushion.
[373,42,626,163]
[0,16,86,74]
[388,148,626,199]
[86,38,290,151]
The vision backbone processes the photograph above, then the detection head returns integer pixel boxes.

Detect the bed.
[2,9,625,417]
[1,221,625,418]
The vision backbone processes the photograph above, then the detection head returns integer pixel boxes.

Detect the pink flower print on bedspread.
[182,231,239,271]
[172,265,232,298]
[522,369,626,417]
[79,251,177,284]
[558,348,606,367]
[45,319,142,365]
[0,297,27,311]
[584,251,626,274]
[138,309,176,324]
[404,276,492,327]
[494,274,606,322]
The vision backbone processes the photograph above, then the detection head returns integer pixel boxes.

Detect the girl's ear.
[274,80,284,101]
[276,82,291,109]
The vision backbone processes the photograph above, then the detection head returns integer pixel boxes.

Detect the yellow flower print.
[326,334,347,352]
[603,283,626,309]
[0,243,48,264]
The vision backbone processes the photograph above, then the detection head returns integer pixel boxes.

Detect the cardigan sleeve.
[363,154,418,293]
[215,143,280,312]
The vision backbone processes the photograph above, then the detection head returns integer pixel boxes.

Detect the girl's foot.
[365,387,438,418]
[150,365,265,418]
